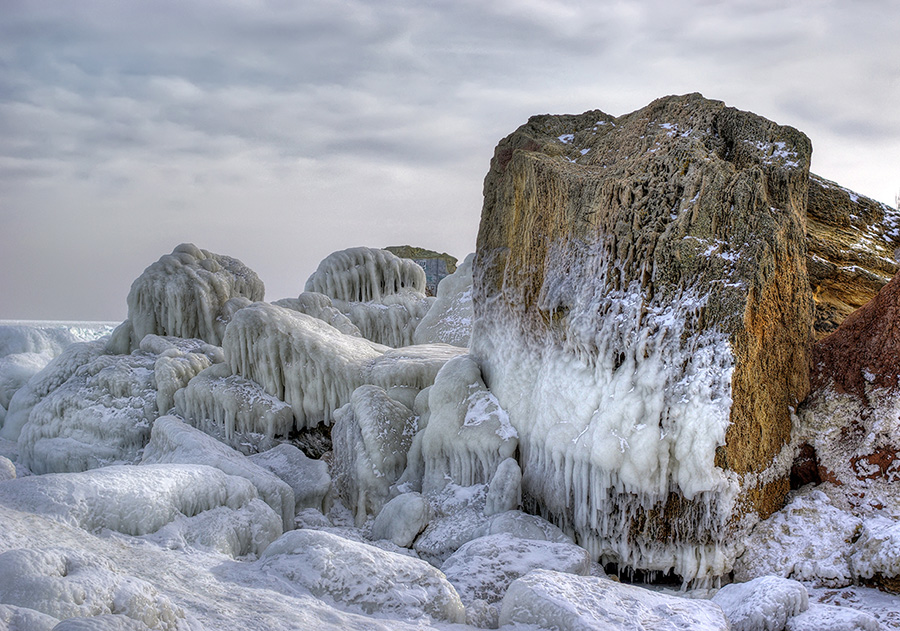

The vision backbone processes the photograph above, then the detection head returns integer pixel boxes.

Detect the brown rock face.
[471,93,814,581]
[806,175,900,339]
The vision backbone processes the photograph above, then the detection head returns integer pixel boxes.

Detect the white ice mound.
[332,385,417,524]
[271,293,361,337]
[0,548,188,629]
[440,533,591,618]
[256,529,466,623]
[0,323,113,359]
[108,243,264,353]
[499,569,730,630]
[370,492,430,548]
[785,603,881,631]
[0,603,58,631]
[734,489,862,587]
[223,302,465,428]
[304,247,426,303]
[849,514,900,584]
[50,614,157,630]
[333,294,434,348]
[144,334,223,415]
[485,457,522,516]
[414,252,474,347]
[417,355,517,495]
[174,363,293,452]
[712,576,809,631]
[248,444,331,514]
[141,416,294,531]
[0,464,261,536]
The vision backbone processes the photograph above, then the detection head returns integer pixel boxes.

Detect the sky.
[1,0,898,321]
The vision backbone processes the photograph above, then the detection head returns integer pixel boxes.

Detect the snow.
[712,576,809,631]
[786,604,881,631]
[498,569,730,630]
[255,529,466,623]
[850,514,900,583]
[414,253,475,348]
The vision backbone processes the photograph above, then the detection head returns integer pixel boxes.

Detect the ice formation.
[255,529,466,623]
[304,247,427,303]
[0,456,15,482]
[331,385,417,523]
[271,293,361,337]
[107,243,264,353]
[248,444,331,514]
[498,569,730,630]
[413,252,475,347]
[849,515,900,585]
[174,363,293,451]
[416,355,518,495]
[369,492,430,547]
[140,417,294,531]
[333,294,433,348]
[223,302,464,428]
[785,604,882,631]
[0,548,190,629]
[0,603,59,631]
[711,576,809,631]
[485,457,522,516]
[145,334,223,415]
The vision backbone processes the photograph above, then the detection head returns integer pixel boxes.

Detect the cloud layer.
[2,0,898,319]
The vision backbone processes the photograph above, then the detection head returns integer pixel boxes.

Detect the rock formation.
[806,174,900,338]
[471,93,814,582]
[384,245,458,295]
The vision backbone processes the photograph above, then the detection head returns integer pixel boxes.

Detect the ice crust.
[332,385,417,524]
[0,603,59,631]
[223,302,464,428]
[248,444,331,515]
[413,252,475,348]
[472,240,738,580]
[256,529,466,623]
[498,569,730,630]
[332,293,434,348]
[712,576,809,631]
[786,604,882,631]
[271,293,361,337]
[140,416,294,531]
[107,244,264,353]
[370,492,430,547]
[304,247,427,303]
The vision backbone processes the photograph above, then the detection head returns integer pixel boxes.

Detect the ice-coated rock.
[712,576,809,631]
[332,385,417,523]
[271,293,361,337]
[50,614,156,630]
[484,457,521,516]
[472,509,572,544]
[734,489,862,587]
[141,417,294,531]
[174,363,293,452]
[370,492,430,548]
[413,252,474,347]
[305,246,427,303]
[256,529,466,623]
[850,515,900,591]
[0,464,264,537]
[472,93,814,581]
[223,302,465,429]
[785,603,882,631]
[441,532,590,626]
[417,355,517,495]
[0,352,54,411]
[0,548,189,629]
[0,457,15,482]
[145,334,222,415]
[383,245,458,296]
[499,569,730,630]
[107,244,264,353]
[807,174,900,338]
[334,295,434,349]
[0,603,59,631]
[248,444,331,515]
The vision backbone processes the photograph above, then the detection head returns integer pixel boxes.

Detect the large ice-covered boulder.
[498,569,729,630]
[107,244,264,353]
[256,529,466,623]
[248,444,331,515]
[413,253,474,347]
[471,93,814,581]
[711,576,809,631]
[223,302,465,429]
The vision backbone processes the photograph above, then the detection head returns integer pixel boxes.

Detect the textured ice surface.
[734,489,862,586]
[107,244,264,353]
[224,302,464,428]
[333,293,434,348]
[256,529,466,623]
[0,464,261,536]
[498,569,730,630]
[850,514,900,583]
[484,457,522,516]
[370,492,430,548]
[332,385,417,523]
[712,576,809,631]
[141,417,294,531]
[0,456,15,482]
[0,603,59,631]
[271,292,362,337]
[146,334,222,415]
[50,614,157,630]
[304,247,427,303]
[786,604,881,631]
[0,548,191,629]
[248,443,331,514]
[174,363,293,450]
[418,356,517,495]
[414,252,475,348]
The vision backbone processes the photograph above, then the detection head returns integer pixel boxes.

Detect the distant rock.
[384,245,458,296]
[472,93,814,581]
[806,174,900,339]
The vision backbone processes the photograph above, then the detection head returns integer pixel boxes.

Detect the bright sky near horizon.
[1,0,898,321]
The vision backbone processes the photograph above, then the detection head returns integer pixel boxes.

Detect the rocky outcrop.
[471,93,814,582]
[385,245,458,296]
[806,175,900,338]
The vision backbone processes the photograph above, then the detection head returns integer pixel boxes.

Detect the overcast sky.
[2,0,898,321]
